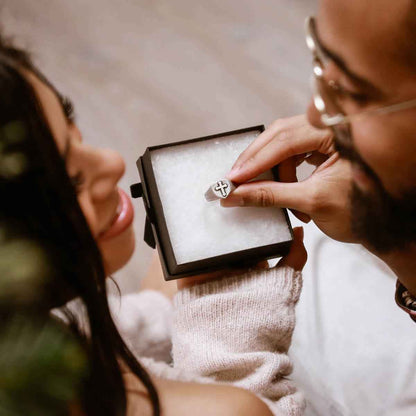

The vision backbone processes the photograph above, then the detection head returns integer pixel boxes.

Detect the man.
[222,1,416,414]
[144,1,415,413]
[224,0,416,320]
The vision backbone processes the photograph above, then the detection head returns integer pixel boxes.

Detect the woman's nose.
[90,148,126,201]
[102,148,125,178]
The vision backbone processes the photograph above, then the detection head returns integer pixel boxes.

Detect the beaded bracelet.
[395,282,416,323]
[401,290,416,311]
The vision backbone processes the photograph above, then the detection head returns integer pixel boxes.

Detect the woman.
[0,34,307,416]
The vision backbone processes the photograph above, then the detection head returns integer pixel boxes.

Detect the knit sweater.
[110,266,305,416]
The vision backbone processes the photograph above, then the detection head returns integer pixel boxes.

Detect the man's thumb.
[221,180,311,214]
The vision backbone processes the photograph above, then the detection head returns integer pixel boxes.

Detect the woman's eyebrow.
[57,93,76,123]
[27,67,77,121]
[63,133,72,162]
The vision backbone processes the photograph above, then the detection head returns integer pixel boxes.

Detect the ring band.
[205,179,236,202]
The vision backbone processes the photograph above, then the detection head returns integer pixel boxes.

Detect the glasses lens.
[311,73,352,143]
[314,74,344,118]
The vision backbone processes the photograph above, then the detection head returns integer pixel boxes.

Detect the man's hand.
[223,115,355,243]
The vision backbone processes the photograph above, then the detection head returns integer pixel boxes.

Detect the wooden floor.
[3,0,317,292]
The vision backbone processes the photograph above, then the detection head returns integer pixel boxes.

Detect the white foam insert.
[150,131,292,265]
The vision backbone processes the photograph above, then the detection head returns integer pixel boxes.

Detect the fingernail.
[221,194,244,207]
[227,164,243,180]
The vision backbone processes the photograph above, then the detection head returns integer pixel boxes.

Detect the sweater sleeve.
[108,290,173,363]
[171,266,305,416]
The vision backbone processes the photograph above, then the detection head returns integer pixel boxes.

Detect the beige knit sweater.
[110,266,305,416]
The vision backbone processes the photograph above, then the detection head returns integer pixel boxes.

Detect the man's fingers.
[228,136,315,184]
[277,158,311,223]
[230,125,280,174]
[221,180,312,214]
[305,151,329,167]
[278,157,297,183]
[228,121,333,184]
[230,115,308,172]
[278,227,307,271]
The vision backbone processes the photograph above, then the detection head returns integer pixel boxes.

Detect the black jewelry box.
[131,125,293,280]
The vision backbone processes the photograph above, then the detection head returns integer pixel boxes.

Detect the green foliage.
[0,316,87,416]
[0,238,51,305]
[0,233,88,415]
[0,120,28,179]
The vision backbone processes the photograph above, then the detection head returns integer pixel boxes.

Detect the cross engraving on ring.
[214,180,229,198]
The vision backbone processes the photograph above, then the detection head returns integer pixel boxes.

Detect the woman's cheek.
[77,193,100,238]
[98,225,136,275]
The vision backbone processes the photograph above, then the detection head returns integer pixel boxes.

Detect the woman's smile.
[98,188,134,241]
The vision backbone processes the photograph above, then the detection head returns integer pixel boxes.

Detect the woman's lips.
[98,188,134,241]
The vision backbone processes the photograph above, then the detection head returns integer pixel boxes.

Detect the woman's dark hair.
[0,35,160,415]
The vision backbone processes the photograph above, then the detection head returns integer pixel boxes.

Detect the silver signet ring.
[204,179,236,202]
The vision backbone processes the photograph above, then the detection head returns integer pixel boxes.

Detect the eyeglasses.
[305,16,416,135]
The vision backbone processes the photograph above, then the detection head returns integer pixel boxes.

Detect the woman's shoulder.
[125,374,273,416]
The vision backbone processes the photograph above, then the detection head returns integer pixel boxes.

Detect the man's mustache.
[334,133,378,183]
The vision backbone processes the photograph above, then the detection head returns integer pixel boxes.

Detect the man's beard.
[334,129,416,254]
